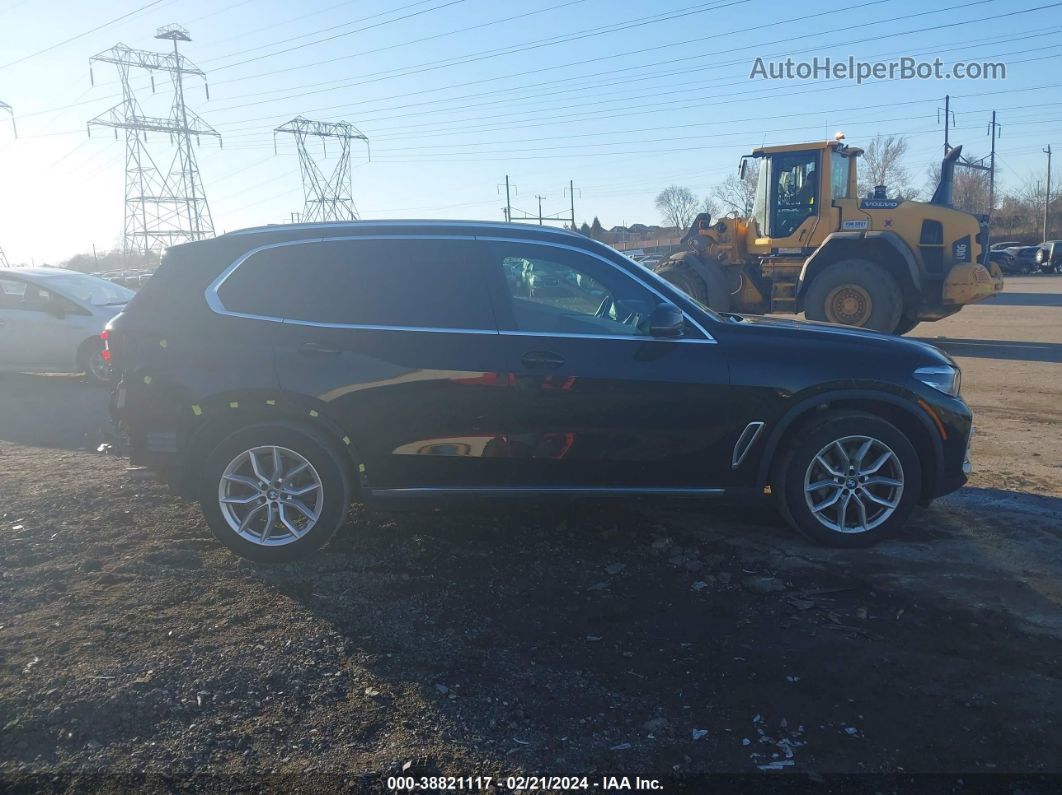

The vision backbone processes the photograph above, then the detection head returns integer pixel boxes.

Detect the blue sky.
[1,0,1060,263]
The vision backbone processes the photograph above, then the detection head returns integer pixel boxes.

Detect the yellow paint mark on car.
[191,404,202,416]
[266,399,276,406]
[143,376,152,385]
[309,409,319,417]
[159,339,168,348]
[229,401,239,409]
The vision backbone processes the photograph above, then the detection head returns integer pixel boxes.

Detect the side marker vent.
[732,421,766,469]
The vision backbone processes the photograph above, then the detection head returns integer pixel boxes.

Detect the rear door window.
[216,238,495,330]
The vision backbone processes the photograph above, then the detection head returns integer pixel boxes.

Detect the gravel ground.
[1,276,1060,792]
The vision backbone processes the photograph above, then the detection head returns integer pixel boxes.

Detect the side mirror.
[739,158,747,180]
[649,302,684,338]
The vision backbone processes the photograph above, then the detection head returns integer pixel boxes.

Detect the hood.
[722,313,955,366]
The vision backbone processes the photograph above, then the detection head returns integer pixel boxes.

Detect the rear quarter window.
[216,237,495,330]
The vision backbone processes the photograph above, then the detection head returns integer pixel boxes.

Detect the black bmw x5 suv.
[107,221,972,561]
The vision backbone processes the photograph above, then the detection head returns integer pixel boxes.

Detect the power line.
[211,0,470,71]
[202,0,470,65]
[0,0,166,71]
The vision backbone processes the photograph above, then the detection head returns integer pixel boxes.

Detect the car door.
[481,236,734,491]
[212,235,511,491]
[0,276,73,368]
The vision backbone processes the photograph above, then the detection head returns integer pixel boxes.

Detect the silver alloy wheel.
[87,348,111,383]
[218,445,324,546]
[803,435,904,534]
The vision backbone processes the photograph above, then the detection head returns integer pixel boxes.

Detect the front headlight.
[914,365,961,397]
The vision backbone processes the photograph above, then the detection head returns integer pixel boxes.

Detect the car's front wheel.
[775,411,921,547]
[79,339,113,385]
[199,423,353,561]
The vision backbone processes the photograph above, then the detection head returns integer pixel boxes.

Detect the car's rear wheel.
[804,259,904,333]
[775,411,921,547]
[199,423,353,562]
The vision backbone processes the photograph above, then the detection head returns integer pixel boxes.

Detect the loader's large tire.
[804,259,904,333]
[892,315,920,336]
[653,255,730,313]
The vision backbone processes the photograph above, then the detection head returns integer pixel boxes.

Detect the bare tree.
[859,135,915,199]
[713,162,758,217]
[700,195,720,218]
[655,185,699,229]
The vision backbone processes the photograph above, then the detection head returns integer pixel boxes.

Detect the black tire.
[804,259,904,333]
[892,315,920,336]
[773,410,922,548]
[653,255,730,312]
[77,338,113,386]
[199,423,353,562]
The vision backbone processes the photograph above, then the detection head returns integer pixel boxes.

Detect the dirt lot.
[1,276,1060,791]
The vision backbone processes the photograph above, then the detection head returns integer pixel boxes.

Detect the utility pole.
[88,25,220,255]
[565,180,581,230]
[1045,145,1053,241]
[939,95,954,154]
[987,111,999,221]
[497,176,514,222]
[274,117,369,222]
[535,194,545,225]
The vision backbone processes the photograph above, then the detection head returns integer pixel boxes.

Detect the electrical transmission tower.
[0,100,14,137]
[87,24,220,255]
[274,117,369,222]
[1,100,13,267]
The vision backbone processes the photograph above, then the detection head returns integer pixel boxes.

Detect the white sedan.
[0,268,134,384]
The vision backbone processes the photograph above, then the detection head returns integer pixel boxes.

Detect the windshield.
[35,271,135,306]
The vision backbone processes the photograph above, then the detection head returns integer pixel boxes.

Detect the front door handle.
[521,350,565,369]
[299,342,341,356]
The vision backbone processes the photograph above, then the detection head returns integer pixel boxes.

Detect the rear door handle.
[520,350,565,369]
[299,342,341,356]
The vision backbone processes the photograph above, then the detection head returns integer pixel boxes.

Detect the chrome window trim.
[371,486,725,498]
[205,234,496,331]
[205,232,716,343]
[477,236,716,342]
[500,330,712,344]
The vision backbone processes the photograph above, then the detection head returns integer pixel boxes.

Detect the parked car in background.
[987,249,1014,273]
[1009,246,1040,274]
[1036,240,1062,273]
[0,268,133,384]
[107,221,973,561]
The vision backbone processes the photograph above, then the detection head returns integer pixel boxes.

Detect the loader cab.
[743,140,860,256]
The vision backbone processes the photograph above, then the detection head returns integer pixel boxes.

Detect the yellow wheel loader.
[654,137,1004,335]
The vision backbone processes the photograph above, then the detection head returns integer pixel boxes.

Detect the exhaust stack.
[930,145,963,207]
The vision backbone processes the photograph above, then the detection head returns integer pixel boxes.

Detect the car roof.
[210,219,584,244]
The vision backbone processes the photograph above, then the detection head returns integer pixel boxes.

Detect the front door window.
[770,150,819,238]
